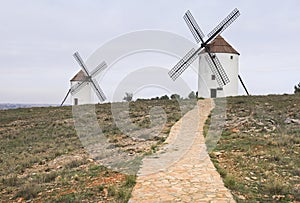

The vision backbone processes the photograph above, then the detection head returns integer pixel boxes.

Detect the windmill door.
[74,98,78,105]
[210,89,217,98]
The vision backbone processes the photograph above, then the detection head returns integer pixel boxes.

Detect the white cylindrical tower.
[198,35,239,98]
[70,70,92,105]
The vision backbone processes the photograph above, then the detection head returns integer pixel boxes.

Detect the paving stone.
[129,99,236,202]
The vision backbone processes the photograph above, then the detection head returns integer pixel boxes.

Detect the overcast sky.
[1,0,300,104]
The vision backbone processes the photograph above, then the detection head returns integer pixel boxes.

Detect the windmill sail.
[90,61,107,77]
[204,53,230,87]
[91,78,106,101]
[183,10,205,43]
[207,8,240,39]
[169,8,240,82]
[168,48,198,81]
[70,80,89,95]
[73,52,91,76]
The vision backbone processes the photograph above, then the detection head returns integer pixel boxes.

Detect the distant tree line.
[123,91,198,102]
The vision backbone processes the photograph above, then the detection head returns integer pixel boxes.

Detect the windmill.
[60,52,107,106]
[169,8,249,96]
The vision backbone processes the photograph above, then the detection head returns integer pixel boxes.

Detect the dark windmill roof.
[201,35,239,55]
[70,70,88,81]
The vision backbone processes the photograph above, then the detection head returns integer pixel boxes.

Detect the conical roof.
[201,35,239,55]
[70,70,88,81]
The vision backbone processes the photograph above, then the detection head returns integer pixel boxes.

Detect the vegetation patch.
[208,94,300,202]
[0,99,195,202]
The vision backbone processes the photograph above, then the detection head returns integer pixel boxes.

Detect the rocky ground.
[0,99,195,202]
[209,94,300,202]
[1,94,299,202]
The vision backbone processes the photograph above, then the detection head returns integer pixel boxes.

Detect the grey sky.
[1,0,300,104]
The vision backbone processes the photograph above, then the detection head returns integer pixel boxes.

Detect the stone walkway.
[129,99,235,203]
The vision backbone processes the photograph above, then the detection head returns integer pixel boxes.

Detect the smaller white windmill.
[61,52,107,106]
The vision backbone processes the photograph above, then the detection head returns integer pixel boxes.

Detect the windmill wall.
[198,35,240,98]
[70,81,92,105]
[198,52,239,98]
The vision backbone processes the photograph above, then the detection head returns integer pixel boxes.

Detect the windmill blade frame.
[90,61,108,77]
[91,78,106,102]
[73,52,91,77]
[204,53,230,87]
[70,80,89,95]
[168,48,198,81]
[183,10,205,43]
[207,8,240,39]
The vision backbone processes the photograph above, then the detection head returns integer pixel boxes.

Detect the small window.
[217,87,223,91]
[230,55,233,59]
[211,75,216,80]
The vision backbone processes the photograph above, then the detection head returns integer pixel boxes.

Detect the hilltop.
[0,94,299,202]
[0,99,195,202]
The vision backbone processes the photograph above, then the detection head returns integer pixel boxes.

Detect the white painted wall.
[70,81,92,105]
[198,52,239,98]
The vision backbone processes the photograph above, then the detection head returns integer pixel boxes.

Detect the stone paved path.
[129,99,235,203]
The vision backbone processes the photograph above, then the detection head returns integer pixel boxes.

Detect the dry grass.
[209,94,300,202]
[0,99,195,202]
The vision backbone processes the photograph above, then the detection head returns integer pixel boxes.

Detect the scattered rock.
[288,194,295,200]
[257,122,264,126]
[250,176,257,180]
[212,151,224,157]
[284,118,300,124]
[17,197,24,203]
[103,188,108,198]
[245,177,251,181]
[272,195,285,200]
[231,128,240,133]
[55,175,62,182]
[238,195,246,200]
[128,151,135,156]
[73,174,80,181]
[267,119,276,125]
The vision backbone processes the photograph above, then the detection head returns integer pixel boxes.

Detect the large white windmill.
[199,35,241,98]
[169,8,249,98]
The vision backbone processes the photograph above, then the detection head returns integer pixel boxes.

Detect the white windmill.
[199,35,240,98]
[61,52,107,106]
[169,8,249,98]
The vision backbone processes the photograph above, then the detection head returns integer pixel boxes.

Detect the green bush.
[15,183,40,200]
